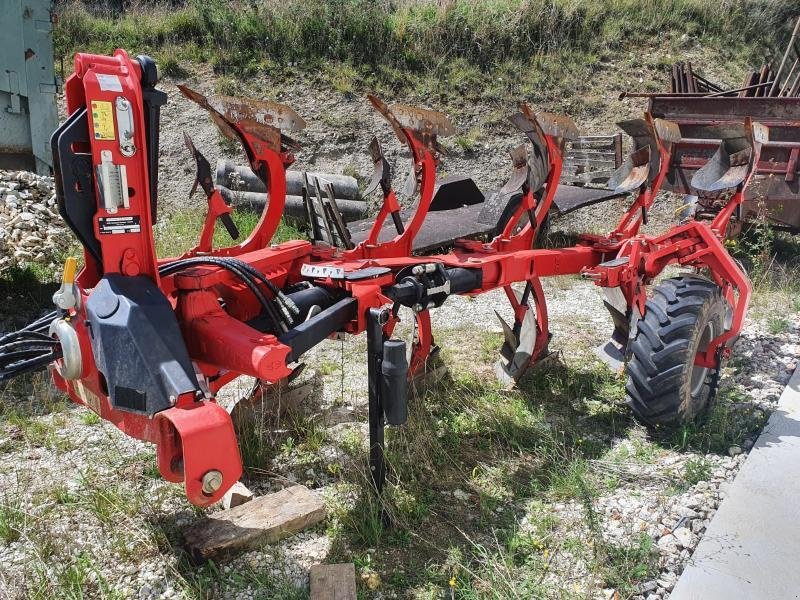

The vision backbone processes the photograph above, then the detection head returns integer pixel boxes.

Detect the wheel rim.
[690,320,715,396]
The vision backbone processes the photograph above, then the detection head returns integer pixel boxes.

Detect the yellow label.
[73,379,102,415]
[90,100,115,141]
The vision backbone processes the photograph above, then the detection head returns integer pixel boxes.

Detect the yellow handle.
[62,256,78,285]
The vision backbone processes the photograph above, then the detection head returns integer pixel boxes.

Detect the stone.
[640,580,658,593]
[673,527,694,548]
[657,534,678,553]
[657,571,678,591]
[222,481,254,510]
[453,489,470,501]
[728,446,742,457]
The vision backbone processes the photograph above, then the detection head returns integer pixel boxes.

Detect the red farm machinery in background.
[2,49,796,507]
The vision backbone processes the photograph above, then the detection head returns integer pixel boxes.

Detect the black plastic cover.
[86,275,199,415]
[136,55,168,223]
[381,339,408,425]
[429,175,485,211]
[51,108,102,265]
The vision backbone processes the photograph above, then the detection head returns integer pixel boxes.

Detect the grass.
[682,457,711,486]
[154,207,305,258]
[29,552,122,600]
[54,0,795,80]
[321,354,648,595]
[0,496,28,543]
[667,386,769,455]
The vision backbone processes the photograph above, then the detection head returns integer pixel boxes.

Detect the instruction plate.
[301,264,345,279]
[98,215,141,234]
[91,100,115,141]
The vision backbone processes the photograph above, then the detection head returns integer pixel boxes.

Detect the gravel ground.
[0,171,69,275]
[0,272,797,598]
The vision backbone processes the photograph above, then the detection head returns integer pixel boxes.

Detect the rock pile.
[0,170,71,274]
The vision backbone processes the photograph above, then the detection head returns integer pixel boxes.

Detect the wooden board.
[183,485,326,561]
[310,563,357,600]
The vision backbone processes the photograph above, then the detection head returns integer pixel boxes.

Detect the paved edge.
[670,364,800,600]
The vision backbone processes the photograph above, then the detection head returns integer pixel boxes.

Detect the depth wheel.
[625,275,728,427]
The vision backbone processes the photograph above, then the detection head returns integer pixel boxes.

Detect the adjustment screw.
[201,470,223,495]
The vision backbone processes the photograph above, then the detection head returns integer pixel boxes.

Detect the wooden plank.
[613,132,623,168]
[565,150,617,160]
[229,370,321,424]
[564,157,617,168]
[310,564,357,600]
[183,485,326,561]
[222,481,254,510]
[561,170,614,184]
[568,140,617,150]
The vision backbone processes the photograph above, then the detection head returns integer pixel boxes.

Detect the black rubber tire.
[625,276,728,427]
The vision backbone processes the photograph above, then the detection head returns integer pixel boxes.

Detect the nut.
[201,470,223,495]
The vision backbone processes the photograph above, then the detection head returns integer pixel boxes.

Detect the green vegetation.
[322,355,656,595]
[53,0,793,109]
[55,0,793,75]
[668,386,769,455]
[154,207,305,258]
[0,496,27,543]
[730,226,800,320]
[682,457,712,487]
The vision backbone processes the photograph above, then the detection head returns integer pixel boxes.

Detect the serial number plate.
[300,264,345,279]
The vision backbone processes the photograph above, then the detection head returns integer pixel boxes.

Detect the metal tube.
[216,160,361,200]
[706,81,776,98]
[779,58,799,96]
[769,17,800,97]
[216,185,369,222]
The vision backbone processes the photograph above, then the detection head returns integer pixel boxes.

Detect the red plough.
[1,50,783,506]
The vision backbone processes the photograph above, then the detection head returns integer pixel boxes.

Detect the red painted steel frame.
[50,50,756,506]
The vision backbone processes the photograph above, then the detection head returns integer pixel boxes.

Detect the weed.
[768,315,790,334]
[54,0,791,79]
[667,386,768,455]
[29,552,122,600]
[155,206,305,258]
[49,485,79,506]
[78,473,141,524]
[453,129,481,154]
[318,359,339,376]
[81,410,101,425]
[683,457,711,487]
[0,496,27,543]
[599,533,658,595]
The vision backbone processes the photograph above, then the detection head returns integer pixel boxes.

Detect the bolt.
[201,470,223,495]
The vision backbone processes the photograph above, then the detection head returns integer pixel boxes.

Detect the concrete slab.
[671,365,800,600]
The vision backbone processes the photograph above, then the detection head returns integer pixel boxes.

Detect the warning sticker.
[96,73,123,92]
[91,100,115,141]
[98,215,141,234]
[73,379,102,415]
